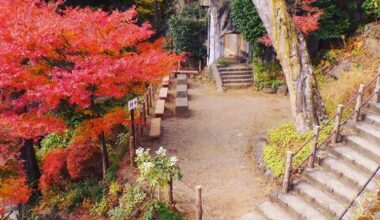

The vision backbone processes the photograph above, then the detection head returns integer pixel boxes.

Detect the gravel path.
[147,80,291,219]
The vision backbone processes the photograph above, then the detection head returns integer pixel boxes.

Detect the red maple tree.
[0,0,180,207]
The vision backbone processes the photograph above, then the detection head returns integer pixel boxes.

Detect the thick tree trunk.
[251,0,326,133]
[20,140,40,185]
[153,0,159,30]
[99,132,110,180]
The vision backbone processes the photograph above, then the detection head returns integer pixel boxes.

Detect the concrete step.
[364,112,380,127]
[368,102,380,114]
[149,118,161,138]
[220,71,252,75]
[330,144,378,176]
[237,208,269,220]
[220,74,252,80]
[321,157,375,191]
[222,82,252,89]
[218,67,251,72]
[304,169,356,203]
[258,201,294,220]
[222,79,253,84]
[154,99,165,117]
[275,192,328,220]
[346,135,380,163]
[354,122,380,145]
[294,182,346,218]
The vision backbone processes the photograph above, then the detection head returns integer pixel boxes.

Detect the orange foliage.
[40,149,68,192]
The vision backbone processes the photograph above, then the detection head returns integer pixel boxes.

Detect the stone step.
[321,156,373,191]
[368,102,380,114]
[222,82,252,89]
[330,144,378,176]
[220,74,252,80]
[237,208,270,220]
[222,79,253,84]
[346,135,380,163]
[354,122,380,145]
[364,112,380,127]
[294,182,346,218]
[218,67,251,72]
[258,201,294,220]
[275,192,328,220]
[219,70,252,75]
[304,169,356,203]
[161,75,170,87]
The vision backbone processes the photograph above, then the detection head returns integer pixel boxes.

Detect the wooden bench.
[176,84,188,98]
[154,99,165,117]
[162,76,170,87]
[177,74,187,85]
[149,118,161,138]
[175,97,189,117]
[159,87,168,100]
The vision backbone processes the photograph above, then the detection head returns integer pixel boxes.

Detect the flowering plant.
[135,147,182,197]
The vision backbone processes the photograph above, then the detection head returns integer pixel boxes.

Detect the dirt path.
[146,80,291,219]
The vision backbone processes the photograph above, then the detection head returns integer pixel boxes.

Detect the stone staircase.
[239,103,380,220]
[217,64,253,89]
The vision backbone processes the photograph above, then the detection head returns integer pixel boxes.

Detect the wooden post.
[354,84,365,122]
[130,109,136,147]
[375,68,380,103]
[139,109,144,136]
[145,94,150,115]
[332,104,344,144]
[135,122,141,147]
[148,86,153,107]
[177,60,180,71]
[282,151,293,193]
[195,186,202,220]
[129,136,136,167]
[198,60,202,74]
[308,126,320,168]
[168,176,174,206]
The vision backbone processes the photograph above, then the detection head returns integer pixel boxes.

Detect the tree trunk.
[251,0,327,133]
[99,131,110,180]
[20,140,40,186]
[153,0,159,30]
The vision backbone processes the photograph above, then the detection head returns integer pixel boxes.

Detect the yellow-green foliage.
[263,122,334,177]
[320,65,377,117]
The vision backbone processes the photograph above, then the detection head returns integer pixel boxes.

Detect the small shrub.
[66,140,102,180]
[90,197,109,217]
[36,130,74,161]
[263,122,334,177]
[217,58,228,66]
[143,200,183,220]
[252,60,284,90]
[363,0,380,20]
[109,181,122,197]
[40,149,69,192]
[107,185,146,220]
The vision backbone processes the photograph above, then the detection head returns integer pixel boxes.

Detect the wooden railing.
[282,67,380,193]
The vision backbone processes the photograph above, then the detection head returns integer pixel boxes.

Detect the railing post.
[144,93,150,115]
[148,86,153,107]
[375,67,380,103]
[308,126,320,168]
[195,186,203,220]
[332,104,344,144]
[282,151,293,193]
[129,136,136,168]
[354,84,365,122]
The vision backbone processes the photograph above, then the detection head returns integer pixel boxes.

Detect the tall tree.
[251,0,327,133]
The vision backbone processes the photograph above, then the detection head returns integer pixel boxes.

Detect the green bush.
[252,60,284,90]
[165,2,207,59]
[143,200,183,220]
[363,0,380,20]
[107,185,146,220]
[263,122,334,177]
[90,197,109,217]
[36,130,74,161]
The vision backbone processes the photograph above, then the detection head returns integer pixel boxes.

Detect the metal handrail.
[338,165,380,220]
[287,72,380,180]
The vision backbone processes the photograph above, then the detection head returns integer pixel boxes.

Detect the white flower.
[156,146,167,156]
[169,156,178,166]
[141,162,154,171]
[136,147,144,156]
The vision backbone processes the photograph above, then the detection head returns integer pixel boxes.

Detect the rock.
[262,87,276,94]
[277,85,288,95]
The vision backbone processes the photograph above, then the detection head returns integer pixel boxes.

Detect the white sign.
[128,98,138,110]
